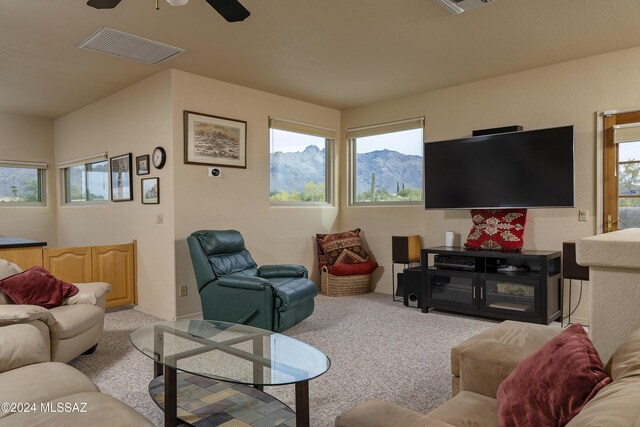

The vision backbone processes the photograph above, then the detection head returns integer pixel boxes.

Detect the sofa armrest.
[0,321,51,373]
[259,264,308,279]
[0,305,56,326]
[64,282,112,307]
[217,275,270,291]
[458,340,530,398]
[335,399,452,427]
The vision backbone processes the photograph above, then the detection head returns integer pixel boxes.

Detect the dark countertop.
[0,236,47,249]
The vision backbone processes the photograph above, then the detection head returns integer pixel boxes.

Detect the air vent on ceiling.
[433,0,496,14]
[77,27,185,65]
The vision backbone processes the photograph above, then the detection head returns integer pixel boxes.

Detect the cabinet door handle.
[472,286,476,299]
[480,287,484,300]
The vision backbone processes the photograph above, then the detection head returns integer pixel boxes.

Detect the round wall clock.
[152,147,166,169]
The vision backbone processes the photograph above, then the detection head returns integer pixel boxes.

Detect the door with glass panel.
[603,111,640,232]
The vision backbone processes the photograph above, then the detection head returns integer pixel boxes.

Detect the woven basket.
[320,266,371,297]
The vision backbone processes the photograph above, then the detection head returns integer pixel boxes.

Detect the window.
[269,117,335,204]
[0,161,46,205]
[347,117,424,205]
[59,154,109,204]
[604,112,640,230]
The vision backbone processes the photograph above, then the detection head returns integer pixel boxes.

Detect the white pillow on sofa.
[0,259,23,305]
[63,282,112,305]
[0,259,22,280]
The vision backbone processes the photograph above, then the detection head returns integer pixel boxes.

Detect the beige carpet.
[70,293,496,426]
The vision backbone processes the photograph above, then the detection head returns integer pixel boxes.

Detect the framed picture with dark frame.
[141,177,159,205]
[184,110,247,169]
[136,154,150,175]
[110,153,133,202]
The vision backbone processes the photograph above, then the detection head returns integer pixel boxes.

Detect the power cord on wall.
[563,279,583,320]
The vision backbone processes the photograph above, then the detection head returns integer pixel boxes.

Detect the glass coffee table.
[130,320,330,427]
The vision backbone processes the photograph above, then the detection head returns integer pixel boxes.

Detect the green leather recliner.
[187,230,318,332]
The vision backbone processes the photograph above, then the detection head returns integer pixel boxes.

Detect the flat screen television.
[424,125,575,209]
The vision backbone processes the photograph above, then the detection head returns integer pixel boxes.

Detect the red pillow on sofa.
[465,209,527,251]
[496,323,612,427]
[0,266,79,309]
[328,261,378,276]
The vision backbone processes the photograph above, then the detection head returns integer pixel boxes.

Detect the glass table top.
[129,320,330,386]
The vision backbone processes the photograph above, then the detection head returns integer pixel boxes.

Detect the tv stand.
[422,246,561,324]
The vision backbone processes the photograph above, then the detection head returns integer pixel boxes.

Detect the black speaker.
[563,241,589,281]
[472,125,523,136]
[402,267,423,309]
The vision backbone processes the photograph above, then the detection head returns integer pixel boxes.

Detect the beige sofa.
[0,320,153,426]
[0,258,153,426]
[336,320,640,426]
[0,259,109,362]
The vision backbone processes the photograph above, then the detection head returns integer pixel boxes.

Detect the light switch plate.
[578,210,589,221]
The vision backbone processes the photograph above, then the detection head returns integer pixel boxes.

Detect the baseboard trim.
[566,315,589,325]
[176,311,203,320]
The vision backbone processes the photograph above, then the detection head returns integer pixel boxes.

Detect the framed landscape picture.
[110,153,133,202]
[184,110,247,169]
[141,177,159,204]
[136,154,150,175]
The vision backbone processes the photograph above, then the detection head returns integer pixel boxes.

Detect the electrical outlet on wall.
[179,285,188,297]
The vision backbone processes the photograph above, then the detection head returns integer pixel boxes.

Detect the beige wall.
[170,70,340,318]
[14,45,640,323]
[341,45,640,324]
[0,113,57,245]
[47,68,340,320]
[54,71,176,320]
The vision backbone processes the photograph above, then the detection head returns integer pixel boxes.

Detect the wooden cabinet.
[92,243,136,308]
[0,246,43,269]
[44,242,137,308]
[44,246,92,282]
[422,247,561,325]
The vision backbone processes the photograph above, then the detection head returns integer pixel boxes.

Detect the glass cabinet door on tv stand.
[422,247,561,325]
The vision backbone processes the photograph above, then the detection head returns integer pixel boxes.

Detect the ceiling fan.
[86,0,251,22]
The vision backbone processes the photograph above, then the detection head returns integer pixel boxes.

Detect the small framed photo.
[141,177,159,205]
[136,155,150,175]
[110,153,133,202]
[184,110,247,169]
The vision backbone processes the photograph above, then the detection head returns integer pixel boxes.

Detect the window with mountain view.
[269,118,335,204]
[0,162,46,205]
[62,157,109,204]
[347,118,424,205]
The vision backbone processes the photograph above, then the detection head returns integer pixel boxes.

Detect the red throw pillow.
[496,323,612,427]
[316,229,371,266]
[328,261,378,276]
[465,209,527,251]
[0,266,79,309]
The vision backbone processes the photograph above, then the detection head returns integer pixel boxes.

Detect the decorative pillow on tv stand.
[465,209,527,251]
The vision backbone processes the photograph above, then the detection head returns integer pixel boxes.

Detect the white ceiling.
[3,0,640,119]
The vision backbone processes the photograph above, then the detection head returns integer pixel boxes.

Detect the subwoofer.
[402,267,423,309]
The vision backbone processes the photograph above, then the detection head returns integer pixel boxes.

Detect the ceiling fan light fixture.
[166,0,189,6]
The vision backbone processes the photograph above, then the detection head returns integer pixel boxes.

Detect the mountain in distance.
[270,146,422,194]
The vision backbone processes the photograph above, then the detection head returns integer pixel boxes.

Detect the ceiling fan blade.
[87,0,122,9]
[205,0,250,22]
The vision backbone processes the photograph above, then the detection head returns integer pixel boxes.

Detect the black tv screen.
[424,125,575,209]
